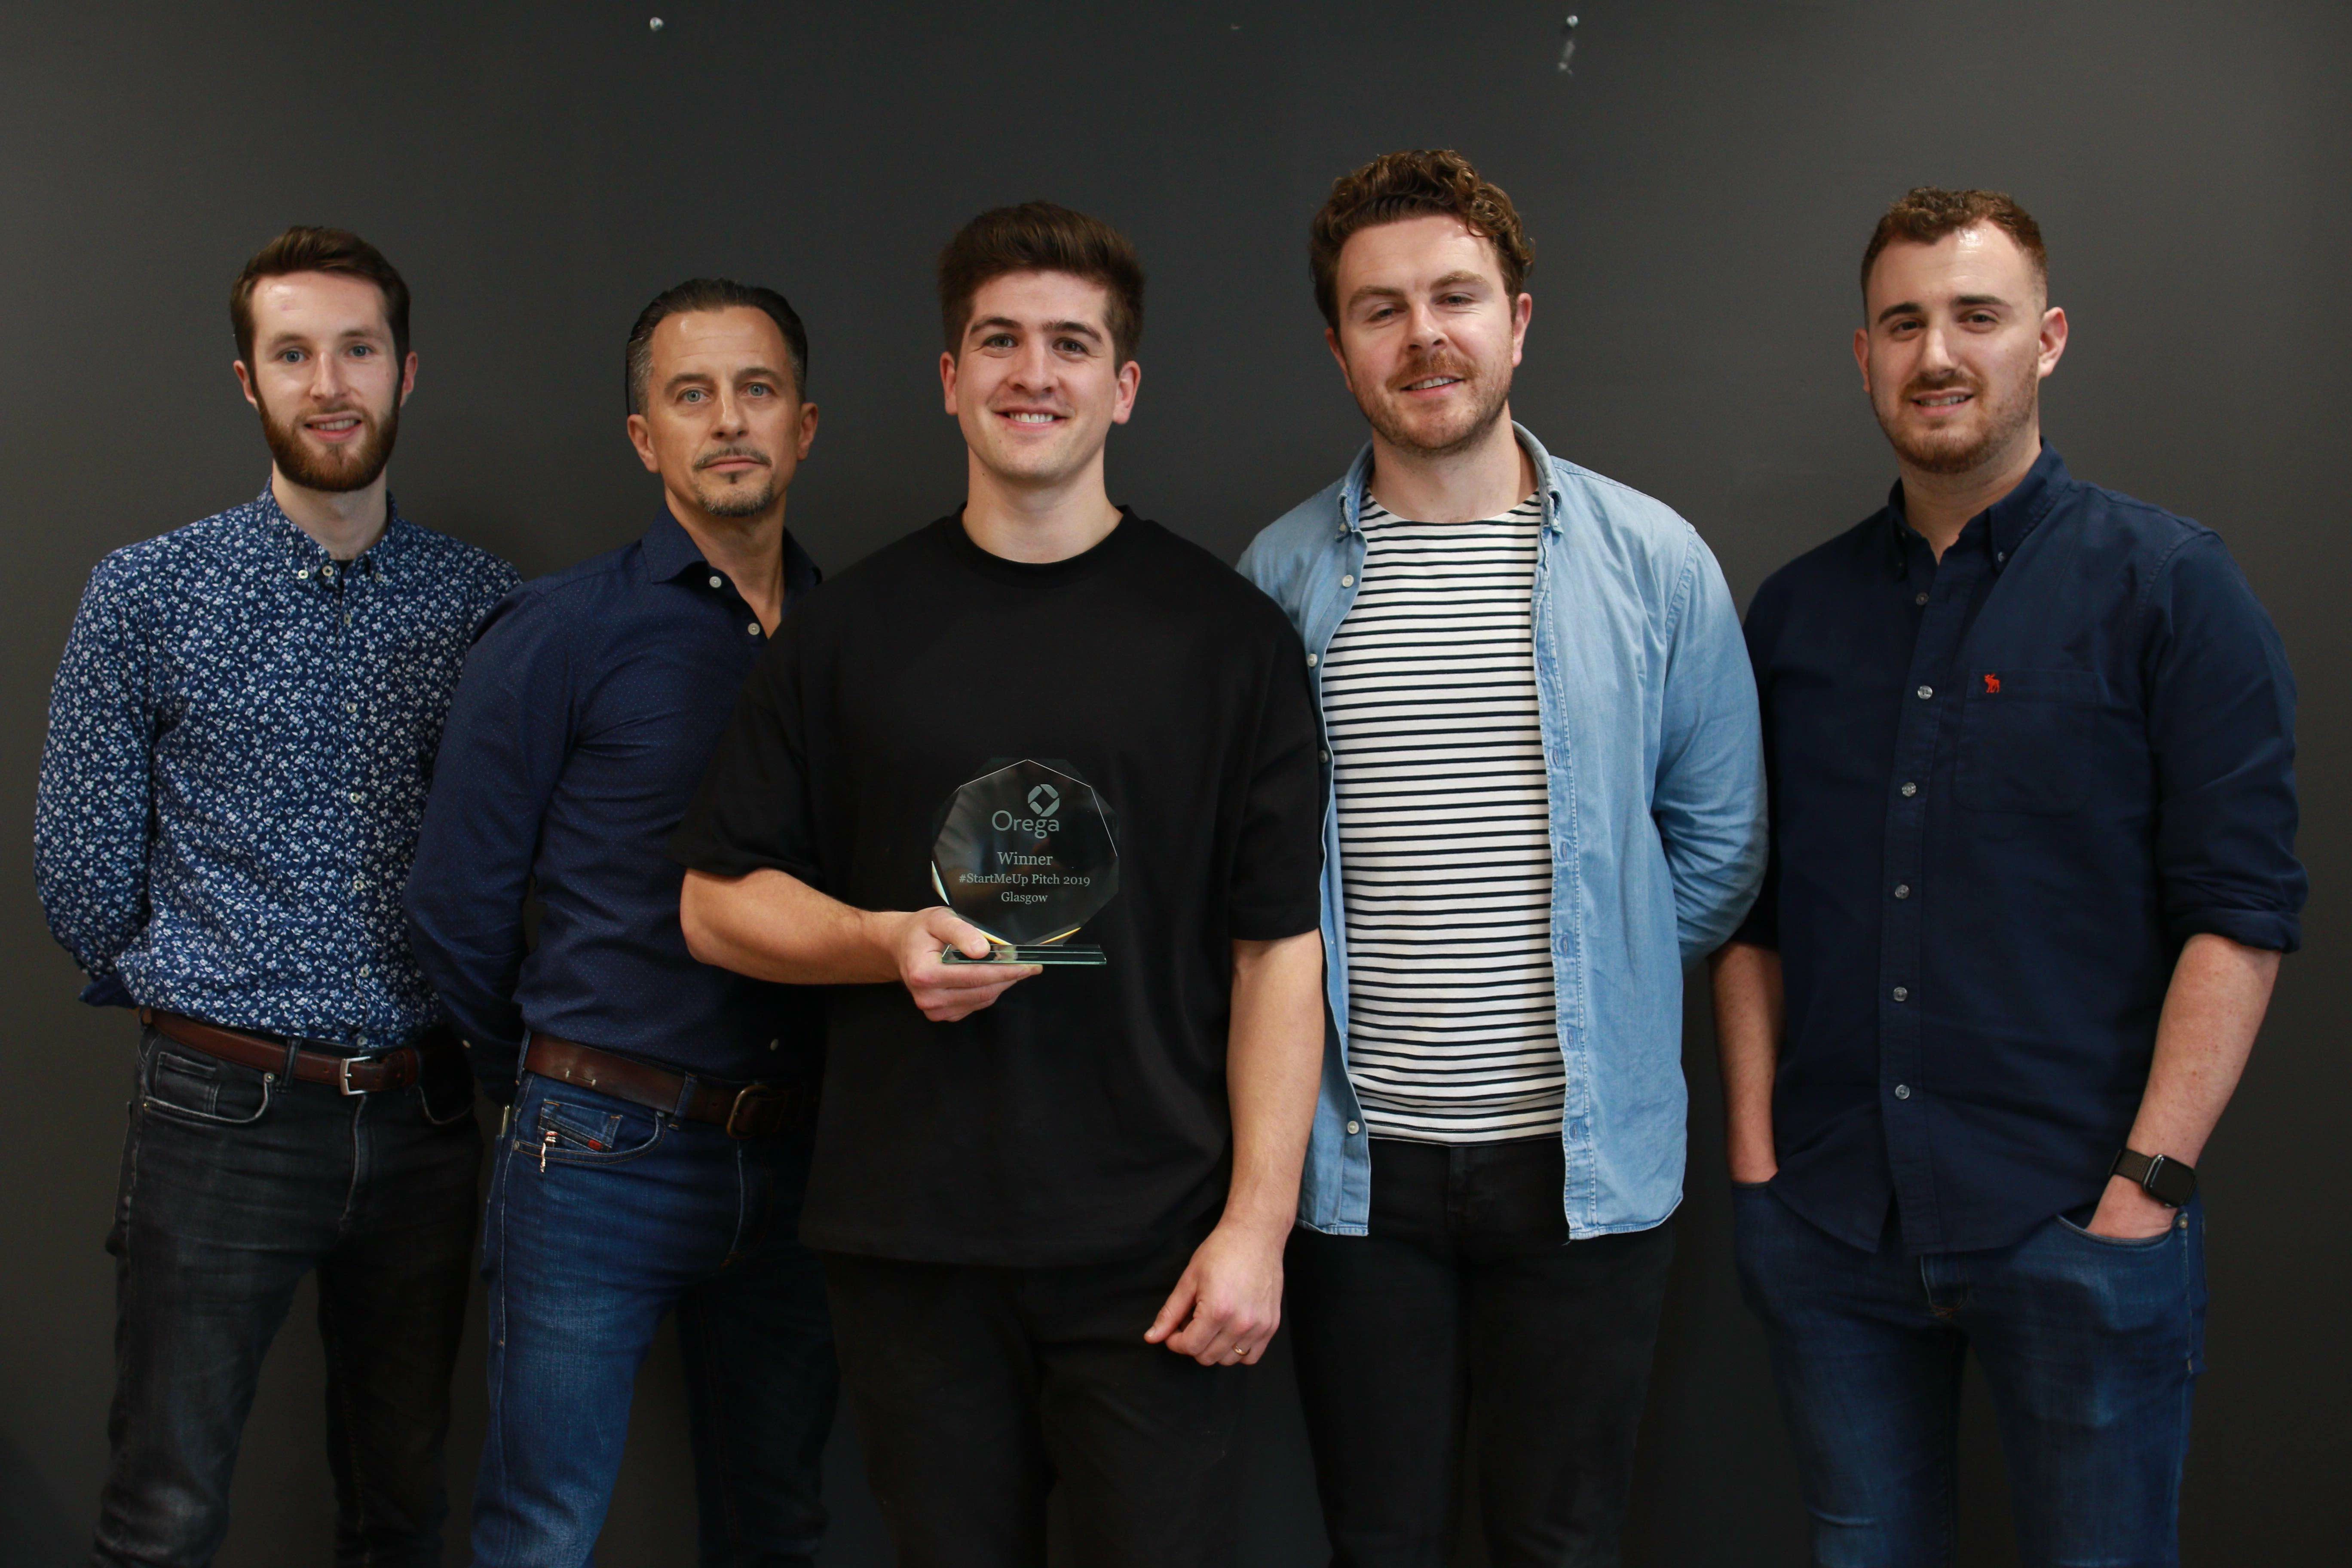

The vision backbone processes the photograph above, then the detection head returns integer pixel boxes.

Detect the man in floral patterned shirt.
[35,227,514,1568]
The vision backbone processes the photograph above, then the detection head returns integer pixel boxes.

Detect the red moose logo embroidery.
[1984,673,2002,695]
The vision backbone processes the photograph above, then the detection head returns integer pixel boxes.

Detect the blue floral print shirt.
[35,484,517,1047]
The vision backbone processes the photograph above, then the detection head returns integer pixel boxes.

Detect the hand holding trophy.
[931,759,1121,967]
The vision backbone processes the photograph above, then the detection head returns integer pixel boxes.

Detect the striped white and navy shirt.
[1323,494,1562,1143]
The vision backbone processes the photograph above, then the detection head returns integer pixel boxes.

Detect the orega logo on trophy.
[932,759,1119,967]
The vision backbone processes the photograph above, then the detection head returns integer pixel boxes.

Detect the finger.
[1144,1272,1199,1345]
[926,912,1000,960]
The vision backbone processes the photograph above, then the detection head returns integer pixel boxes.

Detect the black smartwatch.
[2110,1148,2197,1208]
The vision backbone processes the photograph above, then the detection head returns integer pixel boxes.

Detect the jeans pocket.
[141,1038,275,1127]
[2052,1210,2179,1250]
[520,1096,664,1167]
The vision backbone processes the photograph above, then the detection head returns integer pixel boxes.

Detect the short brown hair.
[1861,187,2047,299]
[230,226,410,368]
[937,202,1145,363]
[1309,150,1534,330]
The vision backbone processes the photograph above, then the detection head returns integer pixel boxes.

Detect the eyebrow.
[1875,293,2010,325]
[969,314,1104,344]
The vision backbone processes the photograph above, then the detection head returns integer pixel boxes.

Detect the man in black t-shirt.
[671,203,1327,1567]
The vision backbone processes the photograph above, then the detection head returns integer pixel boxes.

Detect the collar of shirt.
[636,506,821,601]
[1332,421,1571,539]
[245,479,421,584]
[1880,443,2073,579]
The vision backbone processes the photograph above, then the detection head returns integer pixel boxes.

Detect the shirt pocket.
[1954,668,2101,816]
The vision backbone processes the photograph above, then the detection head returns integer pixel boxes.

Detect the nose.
[1403,299,1449,354]
[1916,322,1960,376]
[1008,336,1057,395]
[710,385,752,434]
[306,350,349,402]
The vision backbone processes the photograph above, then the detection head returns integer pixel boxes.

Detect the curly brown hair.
[1308,150,1534,330]
[1861,187,2047,299]
[230,226,409,370]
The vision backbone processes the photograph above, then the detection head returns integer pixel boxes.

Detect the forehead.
[649,305,789,373]
[1336,214,1507,291]
[247,271,392,339]
[1866,224,2042,310]
[965,270,1114,333]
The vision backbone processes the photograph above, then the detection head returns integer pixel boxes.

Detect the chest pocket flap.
[1955,667,2101,815]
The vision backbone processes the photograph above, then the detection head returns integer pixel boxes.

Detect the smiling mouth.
[999,410,1063,426]
[306,416,363,436]
[1911,390,1973,410]
[1401,376,1464,393]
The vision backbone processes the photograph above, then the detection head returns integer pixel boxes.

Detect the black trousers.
[1287,1136,1676,1568]
[92,1024,480,1568]
[821,1223,1246,1568]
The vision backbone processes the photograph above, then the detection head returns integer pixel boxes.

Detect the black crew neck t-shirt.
[671,511,1325,1266]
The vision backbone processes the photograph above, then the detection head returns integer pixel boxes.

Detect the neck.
[668,487,790,633]
[1365,407,1536,524]
[960,449,1121,564]
[1899,427,2043,560]
[272,467,390,560]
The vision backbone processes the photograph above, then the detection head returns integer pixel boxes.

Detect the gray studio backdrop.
[4,3,2344,1564]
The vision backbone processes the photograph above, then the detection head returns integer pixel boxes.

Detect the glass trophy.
[931,759,1119,966]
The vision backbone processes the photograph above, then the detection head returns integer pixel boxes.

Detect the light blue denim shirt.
[1238,425,1765,1237]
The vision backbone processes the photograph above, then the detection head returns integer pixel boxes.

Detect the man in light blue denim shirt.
[1238,150,1764,1567]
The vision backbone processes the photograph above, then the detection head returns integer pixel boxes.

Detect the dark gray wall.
[4,2,2343,1563]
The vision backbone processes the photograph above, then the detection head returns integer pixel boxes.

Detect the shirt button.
[321,564,337,578]
[768,1038,780,1051]
[346,702,358,714]
[1320,748,1331,763]
[358,965,372,977]
[709,575,724,588]
[1996,551,2007,564]
[1306,653,1319,668]
[1916,685,1933,700]
[1340,575,1355,588]
[1892,986,1909,1002]
[1914,592,1928,606]
[1894,1084,1912,1100]
[348,790,362,803]
[1893,884,1910,899]
[1901,782,1918,798]
[1344,1120,1361,1136]
[745,621,760,636]
[296,568,311,580]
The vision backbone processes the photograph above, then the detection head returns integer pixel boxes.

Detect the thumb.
[929,909,995,959]
[1143,1270,1199,1344]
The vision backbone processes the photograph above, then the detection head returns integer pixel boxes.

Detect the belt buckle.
[723,1085,778,1139]
[335,1056,369,1096]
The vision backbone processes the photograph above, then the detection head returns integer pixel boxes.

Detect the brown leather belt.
[524,1034,813,1140]
[139,1008,453,1095]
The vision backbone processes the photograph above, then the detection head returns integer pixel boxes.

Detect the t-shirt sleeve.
[668,625,823,885]
[1226,616,1327,941]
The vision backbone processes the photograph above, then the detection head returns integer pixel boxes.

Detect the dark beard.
[257,394,399,493]
[1880,371,2037,477]
[699,473,778,518]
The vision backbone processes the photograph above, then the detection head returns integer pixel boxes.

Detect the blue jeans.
[94,1024,481,1568]
[1733,1183,2206,1568]
[471,1072,837,1568]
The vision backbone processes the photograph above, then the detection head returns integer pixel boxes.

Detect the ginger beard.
[1354,345,1513,460]
[1873,356,2039,478]
[254,383,401,493]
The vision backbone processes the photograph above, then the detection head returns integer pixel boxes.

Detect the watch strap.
[2111,1147,2197,1207]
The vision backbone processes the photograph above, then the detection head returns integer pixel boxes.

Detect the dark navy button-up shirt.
[1739,446,2302,1255]
[404,511,821,1095]
[35,484,518,1046]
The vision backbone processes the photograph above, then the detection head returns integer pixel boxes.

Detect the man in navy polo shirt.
[1715,187,2302,1566]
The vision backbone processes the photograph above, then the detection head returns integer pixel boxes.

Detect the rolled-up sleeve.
[2143,532,2303,952]
[1654,531,1769,962]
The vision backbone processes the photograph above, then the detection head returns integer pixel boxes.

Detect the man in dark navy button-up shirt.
[1715,189,2300,1567]
[407,280,837,1567]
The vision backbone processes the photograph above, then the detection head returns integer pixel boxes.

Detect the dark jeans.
[92,1023,481,1568]
[822,1221,1246,1568]
[1286,1136,1676,1568]
[471,1071,837,1568]
[1734,1182,2208,1568]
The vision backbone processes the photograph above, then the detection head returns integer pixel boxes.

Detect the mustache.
[1900,369,1981,399]
[1387,353,1477,391]
[694,445,772,470]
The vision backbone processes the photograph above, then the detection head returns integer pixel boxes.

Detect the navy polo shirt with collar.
[1737,445,2302,1255]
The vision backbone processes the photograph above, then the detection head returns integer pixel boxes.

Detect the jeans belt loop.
[671,1074,699,1123]
[280,1039,304,1090]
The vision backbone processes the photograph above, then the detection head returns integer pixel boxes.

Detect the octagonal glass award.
[931,759,1118,965]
